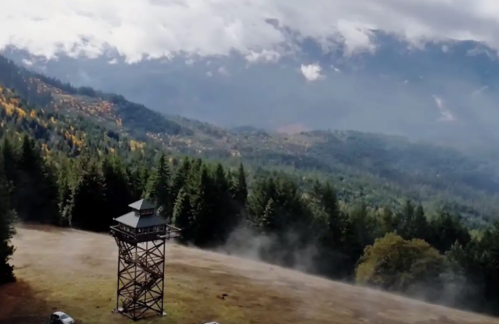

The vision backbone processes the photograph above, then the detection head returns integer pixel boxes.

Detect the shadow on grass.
[0,279,55,324]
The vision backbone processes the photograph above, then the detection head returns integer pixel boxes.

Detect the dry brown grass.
[1,225,499,324]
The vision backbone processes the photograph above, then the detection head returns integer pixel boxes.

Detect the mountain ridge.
[0,53,498,227]
[4,34,499,146]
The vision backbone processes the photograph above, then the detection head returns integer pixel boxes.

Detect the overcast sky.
[2,0,499,63]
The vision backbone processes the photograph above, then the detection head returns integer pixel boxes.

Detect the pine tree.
[71,161,107,231]
[57,175,73,227]
[413,204,429,241]
[0,153,16,285]
[42,161,61,225]
[125,165,146,201]
[348,203,376,253]
[147,154,172,220]
[1,137,18,191]
[378,206,398,235]
[321,182,344,247]
[247,177,273,227]
[172,187,193,244]
[397,199,415,239]
[428,211,471,253]
[190,166,217,246]
[232,163,248,206]
[102,157,132,219]
[15,135,41,221]
[260,198,276,233]
[488,221,499,270]
[171,157,191,201]
[15,135,59,223]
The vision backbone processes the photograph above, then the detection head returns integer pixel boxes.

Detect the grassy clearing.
[1,226,499,324]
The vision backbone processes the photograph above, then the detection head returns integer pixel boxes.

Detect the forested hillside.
[1,56,499,315]
[1,55,498,227]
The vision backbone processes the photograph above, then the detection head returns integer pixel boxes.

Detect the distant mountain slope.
[0,54,498,226]
[0,55,188,141]
[5,35,499,146]
[0,84,157,160]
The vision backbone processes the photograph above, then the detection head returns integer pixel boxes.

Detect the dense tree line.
[0,151,16,285]
[1,132,499,316]
[1,54,499,230]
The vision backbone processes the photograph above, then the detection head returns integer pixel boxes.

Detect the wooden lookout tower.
[110,199,181,321]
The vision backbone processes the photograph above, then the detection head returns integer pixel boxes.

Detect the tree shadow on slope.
[0,280,53,324]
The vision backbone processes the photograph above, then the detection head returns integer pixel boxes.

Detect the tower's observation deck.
[110,199,181,321]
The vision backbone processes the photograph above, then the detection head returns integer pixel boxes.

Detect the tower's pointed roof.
[114,212,165,228]
[128,199,155,211]
[113,199,165,229]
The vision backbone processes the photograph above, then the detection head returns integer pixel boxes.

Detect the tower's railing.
[110,224,181,243]
[160,224,182,240]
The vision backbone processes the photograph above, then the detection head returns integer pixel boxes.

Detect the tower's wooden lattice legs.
[114,238,166,321]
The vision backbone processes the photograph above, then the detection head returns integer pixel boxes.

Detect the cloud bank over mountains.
[3,0,499,147]
[3,0,499,63]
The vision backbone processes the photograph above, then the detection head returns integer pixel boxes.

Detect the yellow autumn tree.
[355,232,444,298]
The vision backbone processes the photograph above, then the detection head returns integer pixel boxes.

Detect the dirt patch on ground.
[1,225,499,324]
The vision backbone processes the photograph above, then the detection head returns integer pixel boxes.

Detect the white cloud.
[433,95,455,122]
[471,85,489,96]
[217,66,230,76]
[2,0,499,63]
[244,49,281,64]
[330,65,341,73]
[300,64,324,81]
[21,59,33,66]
